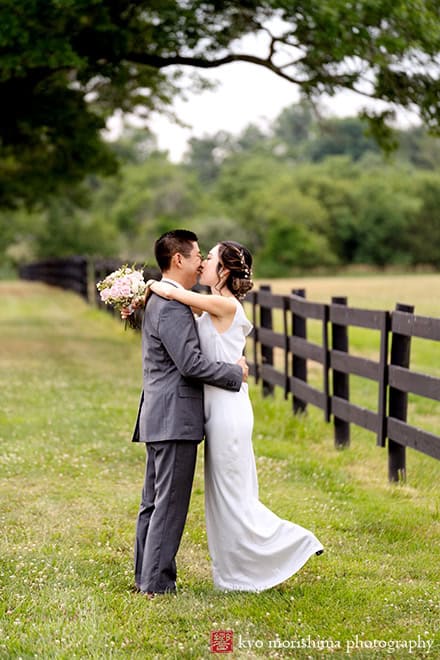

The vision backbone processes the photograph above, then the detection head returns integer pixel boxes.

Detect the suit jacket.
[132,291,242,443]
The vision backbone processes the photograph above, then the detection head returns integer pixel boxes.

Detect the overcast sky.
[107,63,384,161]
[106,28,416,162]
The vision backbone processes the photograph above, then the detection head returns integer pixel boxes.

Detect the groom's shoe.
[316,549,324,556]
[140,586,176,599]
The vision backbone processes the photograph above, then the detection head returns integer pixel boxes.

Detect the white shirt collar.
[160,277,185,289]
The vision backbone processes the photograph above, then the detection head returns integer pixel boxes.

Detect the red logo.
[210,630,234,653]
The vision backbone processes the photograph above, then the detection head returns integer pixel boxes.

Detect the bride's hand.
[237,356,249,382]
[149,281,175,300]
[142,279,157,306]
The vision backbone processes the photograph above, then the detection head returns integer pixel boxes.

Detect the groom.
[132,229,247,597]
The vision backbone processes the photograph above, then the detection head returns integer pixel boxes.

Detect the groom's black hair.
[155,229,198,271]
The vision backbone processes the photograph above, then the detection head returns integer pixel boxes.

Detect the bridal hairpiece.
[234,246,252,279]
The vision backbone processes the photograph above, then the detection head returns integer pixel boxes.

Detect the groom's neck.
[161,268,188,289]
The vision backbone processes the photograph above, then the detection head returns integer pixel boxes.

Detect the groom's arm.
[158,301,242,391]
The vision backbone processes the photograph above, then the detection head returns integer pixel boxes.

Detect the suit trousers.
[134,440,198,593]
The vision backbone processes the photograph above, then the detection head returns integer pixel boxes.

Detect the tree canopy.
[3,110,440,276]
[1,0,440,207]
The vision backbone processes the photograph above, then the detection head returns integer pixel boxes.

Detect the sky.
[107,64,386,162]
[105,28,416,162]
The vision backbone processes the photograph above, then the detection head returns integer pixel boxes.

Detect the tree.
[255,187,339,274]
[214,152,286,252]
[351,175,420,267]
[275,101,314,145]
[184,132,233,186]
[287,157,361,261]
[396,127,440,170]
[258,217,339,275]
[272,101,315,160]
[1,0,440,208]
[307,117,380,162]
[108,127,160,165]
[405,173,440,267]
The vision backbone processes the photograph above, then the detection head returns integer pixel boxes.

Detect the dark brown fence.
[19,256,90,299]
[20,259,439,482]
[19,257,160,316]
[244,286,440,482]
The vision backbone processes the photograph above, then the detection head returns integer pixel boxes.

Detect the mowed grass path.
[1,278,440,659]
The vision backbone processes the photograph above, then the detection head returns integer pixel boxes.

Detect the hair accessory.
[234,246,252,279]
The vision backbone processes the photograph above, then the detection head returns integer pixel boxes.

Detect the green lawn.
[0,280,439,659]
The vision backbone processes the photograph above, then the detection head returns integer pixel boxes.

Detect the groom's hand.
[237,356,249,382]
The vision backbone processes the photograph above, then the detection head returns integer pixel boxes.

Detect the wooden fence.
[244,286,440,482]
[19,257,440,481]
[19,256,90,300]
[19,256,160,316]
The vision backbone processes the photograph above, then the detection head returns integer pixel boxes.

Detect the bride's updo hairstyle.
[217,241,254,300]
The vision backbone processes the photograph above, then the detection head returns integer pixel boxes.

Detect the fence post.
[250,290,259,385]
[291,288,307,414]
[331,296,350,448]
[260,285,274,397]
[85,258,95,303]
[323,303,331,423]
[388,303,414,482]
[376,311,390,447]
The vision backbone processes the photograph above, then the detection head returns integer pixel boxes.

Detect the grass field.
[1,277,440,659]
[248,274,440,437]
[258,273,440,317]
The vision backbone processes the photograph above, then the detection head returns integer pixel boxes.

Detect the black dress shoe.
[316,549,324,556]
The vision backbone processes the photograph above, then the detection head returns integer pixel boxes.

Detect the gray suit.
[132,289,242,593]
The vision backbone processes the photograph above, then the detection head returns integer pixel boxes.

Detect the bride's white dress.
[196,300,324,591]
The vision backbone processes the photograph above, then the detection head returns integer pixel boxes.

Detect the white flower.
[96,264,147,312]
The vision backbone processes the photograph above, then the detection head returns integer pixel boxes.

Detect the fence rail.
[243,286,440,482]
[19,256,90,299]
[19,257,160,317]
[19,257,440,482]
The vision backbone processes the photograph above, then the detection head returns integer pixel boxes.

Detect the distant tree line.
[2,103,440,276]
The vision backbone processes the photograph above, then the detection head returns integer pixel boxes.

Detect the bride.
[148,240,323,591]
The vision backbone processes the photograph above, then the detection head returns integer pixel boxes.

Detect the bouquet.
[96,264,147,327]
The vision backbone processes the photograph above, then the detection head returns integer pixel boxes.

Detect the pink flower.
[96,264,147,312]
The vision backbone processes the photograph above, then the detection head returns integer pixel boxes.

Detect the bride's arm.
[149,281,236,318]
